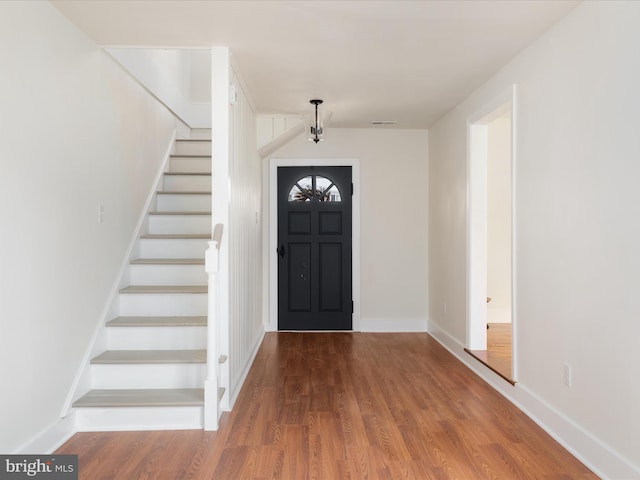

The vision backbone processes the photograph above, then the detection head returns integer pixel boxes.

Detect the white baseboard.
[15,413,77,454]
[359,317,427,332]
[427,321,640,480]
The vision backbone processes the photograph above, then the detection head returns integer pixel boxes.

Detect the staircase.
[73,133,213,430]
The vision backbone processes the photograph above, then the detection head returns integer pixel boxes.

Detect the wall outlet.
[98,205,105,224]
[563,363,572,387]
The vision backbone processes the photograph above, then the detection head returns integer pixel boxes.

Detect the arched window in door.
[287,175,342,203]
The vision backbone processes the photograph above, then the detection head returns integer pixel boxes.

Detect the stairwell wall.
[0,1,179,452]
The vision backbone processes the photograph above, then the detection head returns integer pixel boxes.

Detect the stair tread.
[164,172,211,176]
[91,349,206,364]
[140,234,210,239]
[157,191,211,195]
[176,139,211,142]
[170,154,211,158]
[130,258,205,265]
[148,211,211,215]
[73,388,204,408]
[107,316,207,327]
[120,285,207,294]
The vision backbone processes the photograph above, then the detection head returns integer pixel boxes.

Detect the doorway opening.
[465,86,516,384]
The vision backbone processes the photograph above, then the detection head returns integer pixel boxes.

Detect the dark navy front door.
[277,166,352,330]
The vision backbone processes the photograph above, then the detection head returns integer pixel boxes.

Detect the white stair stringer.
[73,135,213,432]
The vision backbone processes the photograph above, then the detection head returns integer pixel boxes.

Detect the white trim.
[466,122,488,350]
[509,85,519,380]
[466,84,518,380]
[268,158,361,332]
[427,322,640,480]
[14,413,77,454]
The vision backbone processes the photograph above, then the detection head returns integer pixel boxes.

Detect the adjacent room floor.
[466,323,514,384]
[57,332,596,479]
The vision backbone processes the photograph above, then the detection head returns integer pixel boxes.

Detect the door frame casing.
[466,84,518,380]
[269,158,360,332]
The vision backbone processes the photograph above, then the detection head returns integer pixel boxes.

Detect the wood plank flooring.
[56,332,597,479]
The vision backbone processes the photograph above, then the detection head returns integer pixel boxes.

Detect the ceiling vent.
[370,120,397,125]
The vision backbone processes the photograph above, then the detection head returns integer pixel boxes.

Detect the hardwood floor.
[56,332,597,479]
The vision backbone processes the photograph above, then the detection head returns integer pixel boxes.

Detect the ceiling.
[51,0,579,129]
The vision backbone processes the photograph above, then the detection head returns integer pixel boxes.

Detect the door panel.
[278,166,352,330]
[288,243,311,311]
[288,212,311,234]
[319,243,342,311]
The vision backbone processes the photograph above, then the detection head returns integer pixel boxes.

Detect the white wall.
[429,1,640,477]
[189,49,212,104]
[0,1,178,452]
[227,68,264,404]
[269,128,429,331]
[486,116,512,323]
[106,47,211,128]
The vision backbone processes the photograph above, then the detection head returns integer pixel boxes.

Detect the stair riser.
[163,175,211,192]
[170,157,212,173]
[76,406,203,431]
[156,194,211,212]
[91,364,206,389]
[129,265,206,286]
[138,238,209,258]
[174,140,211,156]
[189,129,211,140]
[106,326,207,350]
[119,293,207,316]
[147,215,211,235]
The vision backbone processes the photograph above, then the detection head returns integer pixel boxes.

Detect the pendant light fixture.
[308,99,325,143]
